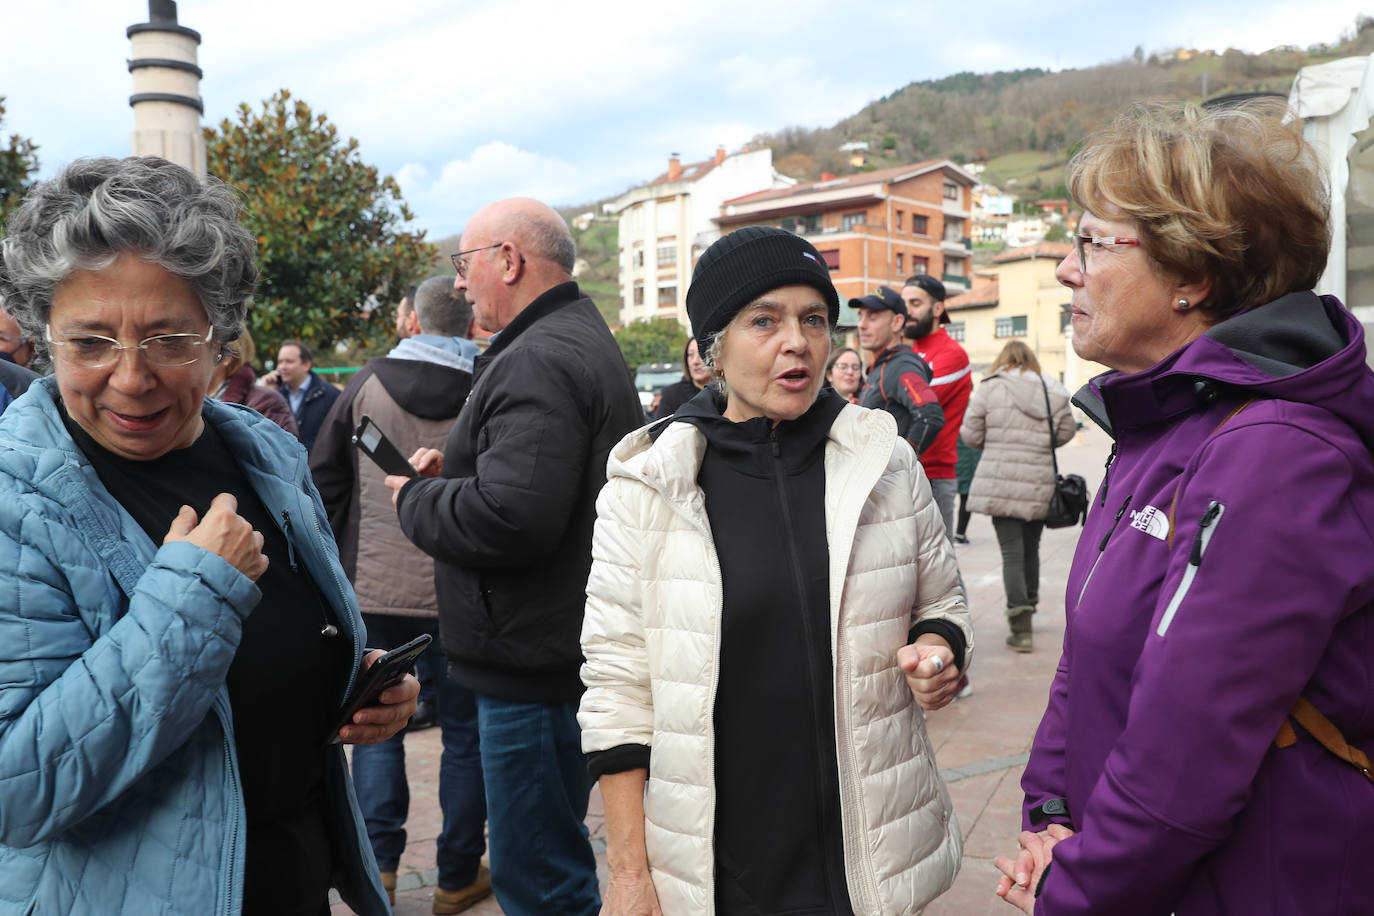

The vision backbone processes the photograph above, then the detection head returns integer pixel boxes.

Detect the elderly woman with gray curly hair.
[0,156,415,916]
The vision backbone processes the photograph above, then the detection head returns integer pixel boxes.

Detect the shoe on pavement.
[953,534,970,545]
[434,864,493,914]
[407,699,437,732]
[954,675,973,699]
[1005,632,1033,652]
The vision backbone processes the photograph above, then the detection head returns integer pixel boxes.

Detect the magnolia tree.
[205,89,430,359]
[0,97,40,231]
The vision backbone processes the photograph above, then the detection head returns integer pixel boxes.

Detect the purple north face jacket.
[1022,291,1374,916]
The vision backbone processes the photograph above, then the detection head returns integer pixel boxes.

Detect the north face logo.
[1130,505,1169,540]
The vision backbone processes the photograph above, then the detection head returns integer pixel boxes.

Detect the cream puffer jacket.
[960,368,1076,521]
[579,403,971,915]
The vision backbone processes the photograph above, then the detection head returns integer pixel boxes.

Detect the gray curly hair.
[0,156,258,357]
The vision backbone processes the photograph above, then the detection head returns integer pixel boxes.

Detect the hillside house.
[713,160,977,308]
[944,241,1107,387]
[610,147,795,327]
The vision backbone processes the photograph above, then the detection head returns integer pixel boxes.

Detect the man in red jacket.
[902,275,971,544]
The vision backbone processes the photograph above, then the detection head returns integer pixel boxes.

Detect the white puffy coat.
[579,403,972,915]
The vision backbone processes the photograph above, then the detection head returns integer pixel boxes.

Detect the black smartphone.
[352,414,417,478]
[325,633,433,745]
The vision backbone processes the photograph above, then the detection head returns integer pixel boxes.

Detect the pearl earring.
[1177,298,1191,309]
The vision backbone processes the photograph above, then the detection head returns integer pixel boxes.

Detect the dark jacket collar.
[480,280,581,363]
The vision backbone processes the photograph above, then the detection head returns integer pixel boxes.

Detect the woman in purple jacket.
[994,101,1374,915]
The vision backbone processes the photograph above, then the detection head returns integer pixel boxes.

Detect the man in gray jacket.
[310,277,490,913]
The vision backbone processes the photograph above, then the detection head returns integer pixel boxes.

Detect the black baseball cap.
[849,285,906,317]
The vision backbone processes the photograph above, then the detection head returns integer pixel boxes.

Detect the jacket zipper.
[768,428,849,912]
[1156,502,1224,637]
[830,435,888,914]
[279,510,299,572]
[1100,442,1117,507]
[1077,494,1132,603]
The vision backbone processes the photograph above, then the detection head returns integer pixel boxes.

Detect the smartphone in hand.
[325,633,432,744]
[352,414,417,478]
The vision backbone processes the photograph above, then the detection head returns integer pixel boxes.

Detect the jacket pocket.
[1156,501,1224,637]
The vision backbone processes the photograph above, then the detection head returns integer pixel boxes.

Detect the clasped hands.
[993,824,1075,913]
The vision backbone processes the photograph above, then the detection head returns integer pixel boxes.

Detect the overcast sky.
[4,0,1371,239]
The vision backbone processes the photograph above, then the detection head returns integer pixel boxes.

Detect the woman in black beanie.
[579,225,972,915]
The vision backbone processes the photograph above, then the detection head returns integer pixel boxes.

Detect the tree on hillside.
[204,89,431,357]
[612,318,687,371]
[0,97,40,230]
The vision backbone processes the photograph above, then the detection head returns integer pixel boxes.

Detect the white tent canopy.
[1288,54,1374,337]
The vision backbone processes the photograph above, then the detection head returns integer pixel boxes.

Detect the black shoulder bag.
[1039,376,1088,529]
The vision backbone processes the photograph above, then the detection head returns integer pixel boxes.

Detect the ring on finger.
[929,655,944,675]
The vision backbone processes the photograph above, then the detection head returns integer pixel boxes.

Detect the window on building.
[995,315,1028,338]
[633,248,645,268]
[633,281,644,306]
[946,321,966,342]
[912,256,929,274]
[783,214,823,235]
[657,244,677,267]
[841,211,866,231]
[1060,303,1073,333]
[896,210,904,232]
[658,285,677,306]
[818,249,840,271]
[943,183,960,201]
[896,253,904,274]
[911,214,929,235]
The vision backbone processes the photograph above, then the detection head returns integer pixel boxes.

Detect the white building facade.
[611,148,795,327]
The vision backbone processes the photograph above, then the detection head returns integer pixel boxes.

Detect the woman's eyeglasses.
[46,325,215,369]
[1074,235,1139,272]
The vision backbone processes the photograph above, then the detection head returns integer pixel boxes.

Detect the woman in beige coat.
[580,227,971,916]
[960,341,1075,652]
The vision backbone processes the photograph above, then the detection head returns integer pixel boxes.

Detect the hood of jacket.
[361,356,471,420]
[1075,293,1374,447]
[982,368,1060,423]
[665,385,846,475]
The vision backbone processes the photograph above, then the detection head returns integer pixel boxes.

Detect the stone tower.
[127,0,205,176]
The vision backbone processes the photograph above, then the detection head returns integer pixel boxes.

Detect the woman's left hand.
[993,824,1074,913]
[898,638,960,710]
[337,649,420,745]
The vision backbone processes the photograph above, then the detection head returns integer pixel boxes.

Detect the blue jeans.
[475,694,600,916]
[351,615,486,890]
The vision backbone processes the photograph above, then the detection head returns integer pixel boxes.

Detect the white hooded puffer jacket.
[579,403,971,915]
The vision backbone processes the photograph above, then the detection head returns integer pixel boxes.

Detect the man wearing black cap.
[853,285,944,456]
[902,274,972,543]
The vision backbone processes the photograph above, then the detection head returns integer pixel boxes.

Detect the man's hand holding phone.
[386,447,444,506]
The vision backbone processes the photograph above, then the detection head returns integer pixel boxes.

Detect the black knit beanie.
[686,226,841,354]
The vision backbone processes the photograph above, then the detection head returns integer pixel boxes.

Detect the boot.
[1005,608,1034,653]
[433,864,493,914]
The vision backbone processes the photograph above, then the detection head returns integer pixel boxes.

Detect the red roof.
[992,241,1073,263]
[945,276,999,310]
[647,156,721,187]
[720,159,961,207]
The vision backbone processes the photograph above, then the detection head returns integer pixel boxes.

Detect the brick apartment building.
[713,160,978,306]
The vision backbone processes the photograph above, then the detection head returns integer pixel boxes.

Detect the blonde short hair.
[1068,100,1329,319]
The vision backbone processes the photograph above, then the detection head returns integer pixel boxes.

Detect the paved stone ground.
[333,423,1113,916]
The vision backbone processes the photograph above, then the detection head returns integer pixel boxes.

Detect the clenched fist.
[163,492,269,581]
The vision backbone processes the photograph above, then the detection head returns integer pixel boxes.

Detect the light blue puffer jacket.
[0,379,390,916]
